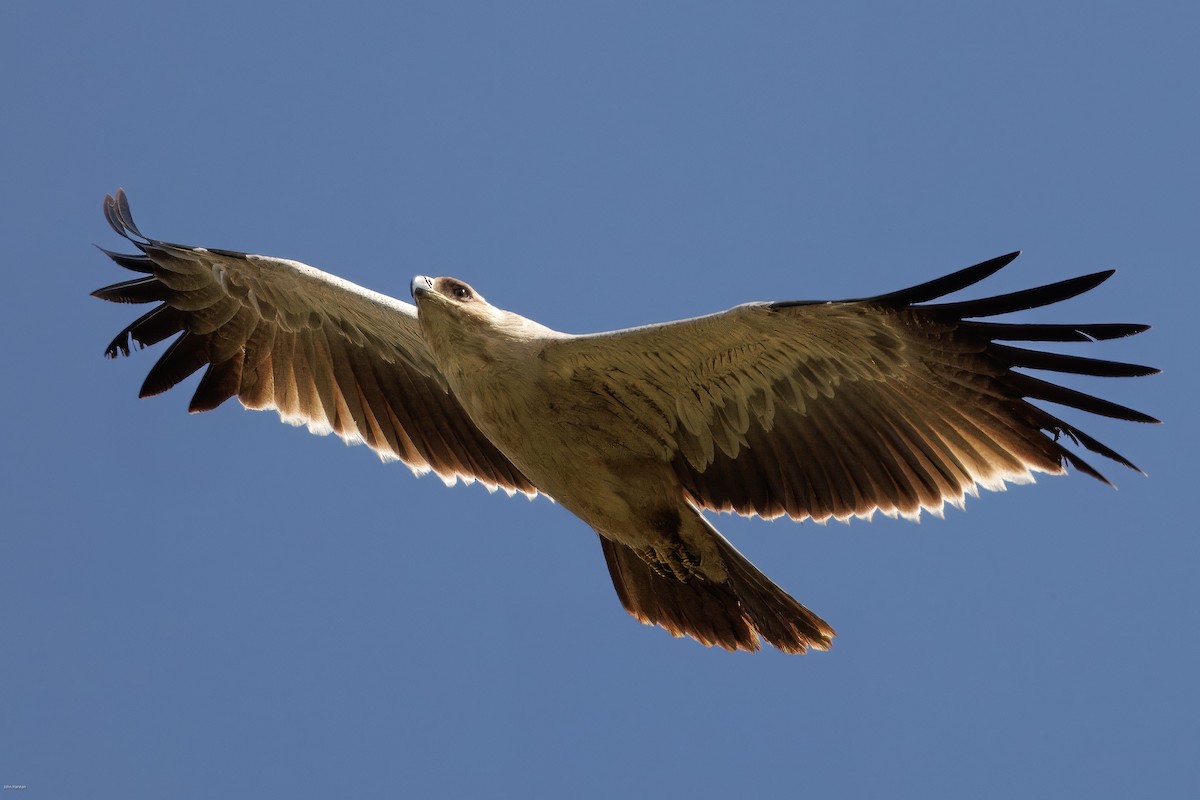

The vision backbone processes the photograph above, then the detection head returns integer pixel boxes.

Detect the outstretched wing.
[541,253,1157,523]
[93,189,535,496]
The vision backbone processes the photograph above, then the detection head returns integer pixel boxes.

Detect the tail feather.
[599,532,835,654]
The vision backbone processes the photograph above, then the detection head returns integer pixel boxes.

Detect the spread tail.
[599,524,835,654]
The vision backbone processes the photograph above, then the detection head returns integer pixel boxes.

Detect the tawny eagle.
[93,189,1157,653]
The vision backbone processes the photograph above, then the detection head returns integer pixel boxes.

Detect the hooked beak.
[411,275,434,300]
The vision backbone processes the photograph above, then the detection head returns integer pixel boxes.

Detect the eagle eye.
[449,283,472,301]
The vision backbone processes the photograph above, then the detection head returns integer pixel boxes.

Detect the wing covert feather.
[541,254,1156,522]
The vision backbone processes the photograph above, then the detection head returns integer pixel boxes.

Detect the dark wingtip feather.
[1068,425,1148,474]
[963,321,1151,342]
[104,331,132,359]
[1011,372,1160,424]
[138,333,208,398]
[102,193,121,237]
[768,252,1022,311]
[1032,408,1148,477]
[1111,323,1151,339]
[991,344,1160,378]
[94,244,153,274]
[189,362,242,412]
[114,188,146,238]
[932,270,1117,319]
[1059,447,1114,487]
[869,251,1021,307]
[91,276,169,305]
[103,305,186,361]
[102,188,149,243]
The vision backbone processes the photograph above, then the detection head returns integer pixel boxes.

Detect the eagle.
[92,189,1158,654]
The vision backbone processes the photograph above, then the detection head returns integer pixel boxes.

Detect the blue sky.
[2,2,1196,797]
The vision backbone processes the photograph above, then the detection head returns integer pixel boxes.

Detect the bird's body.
[415,278,743,589]
[93,190,1157,653]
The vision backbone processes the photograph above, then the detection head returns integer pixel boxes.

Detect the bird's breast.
[447,356,669,507]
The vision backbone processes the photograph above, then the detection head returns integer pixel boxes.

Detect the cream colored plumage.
[94,189,1157,653]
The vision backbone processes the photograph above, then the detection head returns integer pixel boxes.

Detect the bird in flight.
[93,189,1158,654]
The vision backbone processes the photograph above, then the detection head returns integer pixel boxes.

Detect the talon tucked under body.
[635,543,705,583]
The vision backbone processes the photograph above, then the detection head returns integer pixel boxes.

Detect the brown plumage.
[93,189,1158,654]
